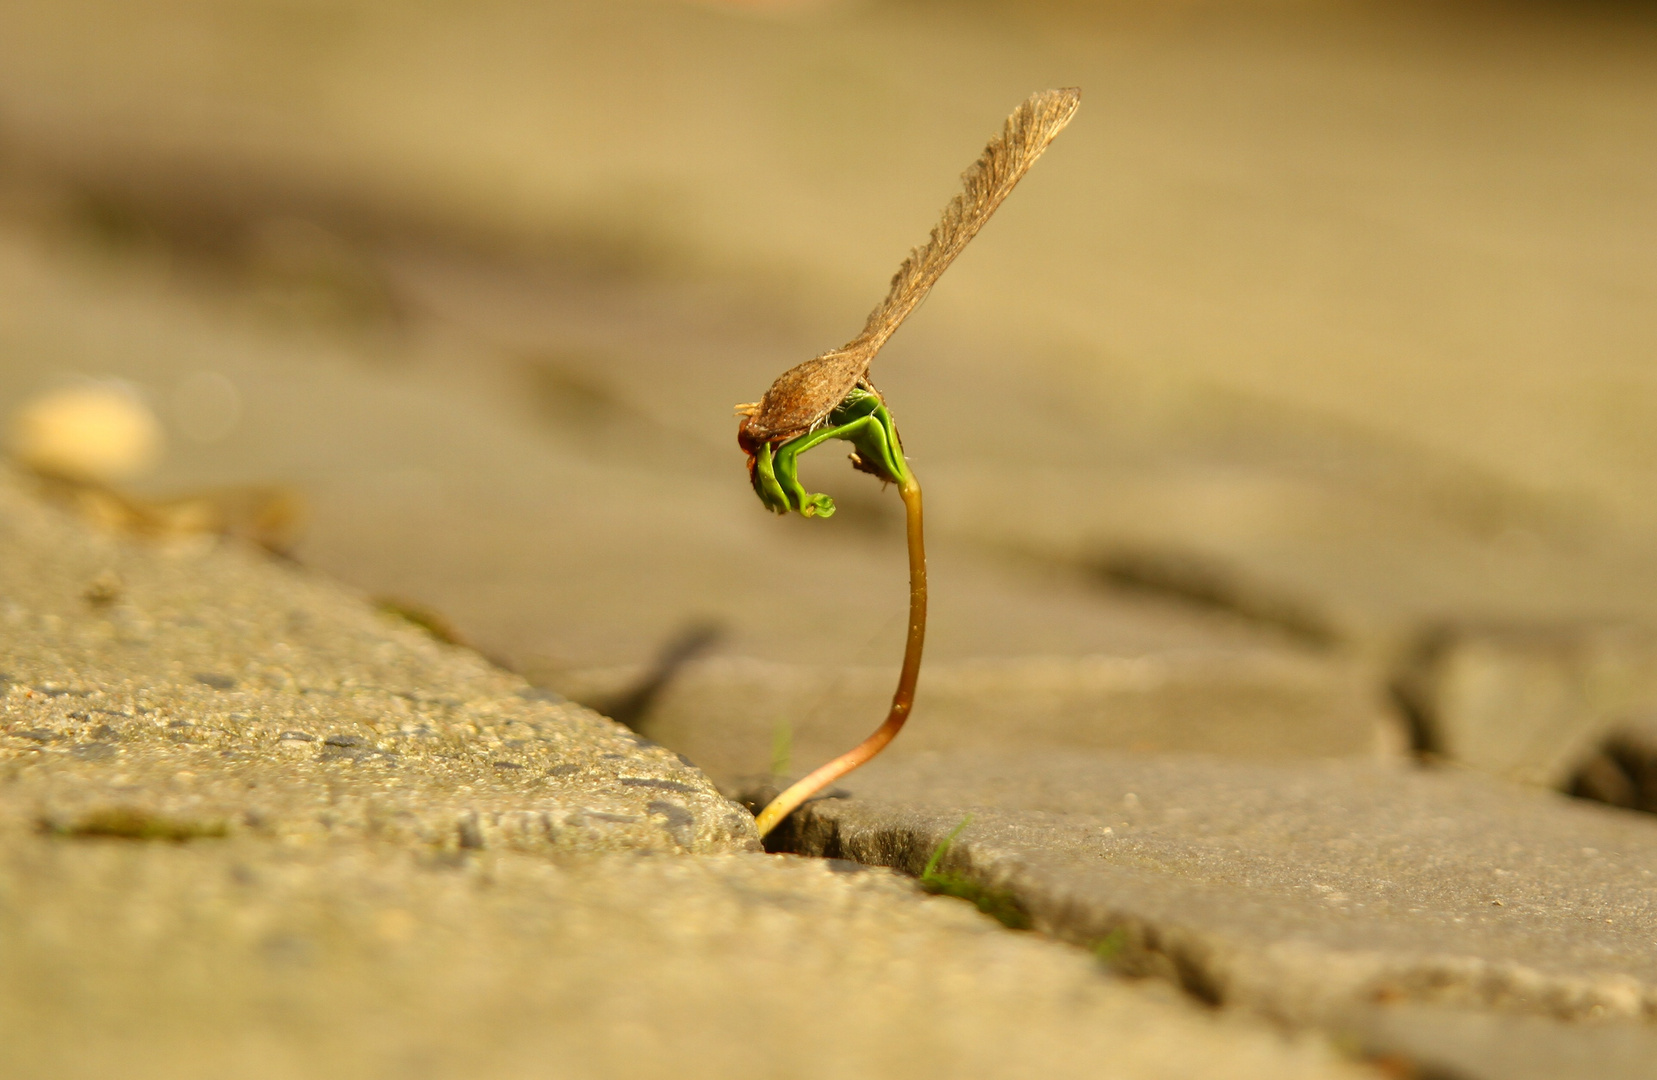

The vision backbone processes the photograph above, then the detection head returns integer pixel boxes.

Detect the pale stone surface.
[0,471,757,856]
[1349,1004,1657,1080]
[752,751,1657,1075]
[0,8,1652,1076]
[0,838,1371,1080]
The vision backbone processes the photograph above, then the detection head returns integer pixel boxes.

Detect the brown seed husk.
[738,87,1081,444]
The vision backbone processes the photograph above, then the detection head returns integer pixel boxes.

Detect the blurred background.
[1,0,1655,794]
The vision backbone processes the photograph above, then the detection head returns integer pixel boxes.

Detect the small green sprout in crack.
[770,719,792,778]
[920,814,974,881]
[915,815,1032,931]
[925,879,1032,932]
[736,88,1080,839]
[1092,928,1129,968]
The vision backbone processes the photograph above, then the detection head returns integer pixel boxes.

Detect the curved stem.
[755,475,927,839]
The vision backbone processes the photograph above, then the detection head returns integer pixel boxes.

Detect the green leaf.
[751,387,909,517]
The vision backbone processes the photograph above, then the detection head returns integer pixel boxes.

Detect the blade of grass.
[921,814,975,882]
[770,718,792,778]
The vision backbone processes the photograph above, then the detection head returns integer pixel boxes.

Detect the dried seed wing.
[738,345,872,443]
[740,88,1080,443]
[858,87,1081,354]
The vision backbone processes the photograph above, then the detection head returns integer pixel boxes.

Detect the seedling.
[739,89,1080,838]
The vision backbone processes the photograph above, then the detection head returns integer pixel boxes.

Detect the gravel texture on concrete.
[755,751,1657,1030]
[0,470,757,856]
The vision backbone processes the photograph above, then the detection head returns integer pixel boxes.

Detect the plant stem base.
[754,476,926,839]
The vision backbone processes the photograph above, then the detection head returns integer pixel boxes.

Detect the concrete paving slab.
[0,470,757,855]
[752,750,1657,1076]
[1347,1004,1657,1080]
[0,838,1374,1080]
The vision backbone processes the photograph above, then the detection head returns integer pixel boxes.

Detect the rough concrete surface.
[0,471,756,856]
[763,752,1657,1020]
[0,842,1372,1080]
[1351,1004,1657,1080]
[0,472,1381,1080]
[756,750,1657,1076]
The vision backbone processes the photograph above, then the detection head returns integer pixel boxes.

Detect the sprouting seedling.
[737,88,1081,839]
